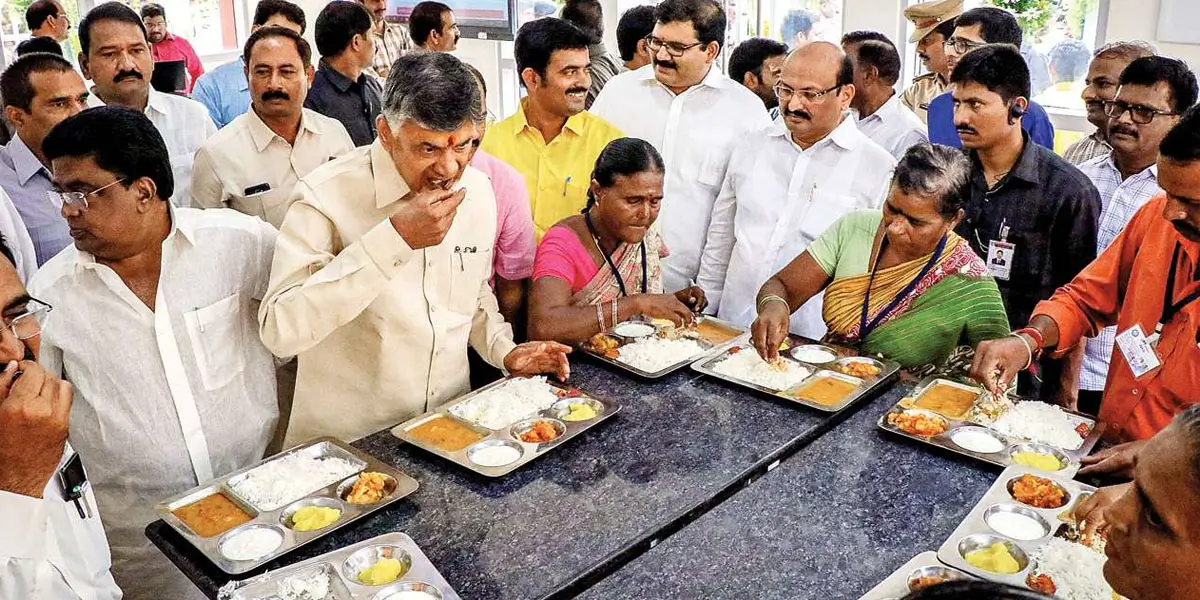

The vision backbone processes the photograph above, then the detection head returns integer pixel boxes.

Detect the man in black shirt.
[305,1,381,146]
[951,44,1102,404]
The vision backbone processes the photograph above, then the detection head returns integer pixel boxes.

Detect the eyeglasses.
[2,299,52,341]
[1103,100,1178,124]
[644,36,703,58]
[47,177,126,212]
[944,37,987,54]
[774,83,842,104]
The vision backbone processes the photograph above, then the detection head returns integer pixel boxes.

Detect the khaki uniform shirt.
[260,141,517,446]
[900,72,947,124]
[190,108,355,228]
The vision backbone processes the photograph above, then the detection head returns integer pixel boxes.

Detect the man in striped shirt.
[1061,41,1156,165]
[1073,56,1196,415]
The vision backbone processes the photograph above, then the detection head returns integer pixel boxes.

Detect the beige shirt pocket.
[449,245,494,315]
[184,293,248,391]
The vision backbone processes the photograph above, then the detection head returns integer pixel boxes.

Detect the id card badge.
[987,240,1015,281]
[1115,324,1162,378]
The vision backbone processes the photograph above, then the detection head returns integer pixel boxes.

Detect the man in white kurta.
[32,106,278,600]
[259,52,569,447]
[698,43,896,339]
[590,0,772,292]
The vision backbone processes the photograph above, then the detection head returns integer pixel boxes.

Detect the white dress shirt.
[698,118,896,339]
[31,207,279,600]
[0,445,122,600]
[591,64,773,291]
[88,89,217,208]
[854,94,929,160]
[190,108,355,228]
[1076,155,1162,392]
[259,142,517,447]
[0,134,67,270]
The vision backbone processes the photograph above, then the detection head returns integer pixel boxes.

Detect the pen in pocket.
[563,176,571,196]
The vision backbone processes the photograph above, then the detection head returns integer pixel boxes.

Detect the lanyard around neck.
[585,211,646,297]
[860,234,948,339]
[1160,242,1200,332]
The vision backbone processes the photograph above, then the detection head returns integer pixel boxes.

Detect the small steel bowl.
[336,472,399,505]
[217,524,284,562]
[550,397,605,422]
[278,496,345,531]
[1008,443,1069,471]
[789,344,838,364]
[510,417,567,444]
[466,439,524,467]
[948,427,1008,454]
[956,533,1030,573]
[341,544,413,586]
[983,504,1051,540]
[906,565,970,592]
[1006,475,1071,509]
[373,581,445,600]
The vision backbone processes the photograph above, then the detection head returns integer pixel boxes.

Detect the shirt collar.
[970,131,1041,186]
[514,98,584,137]
[146,89,171,118]
[320,64,361,93]
[1102,153,1159,181]
[73,203,194,271]
[637,63,728,92]
[7,133,49,185]
[370,140,413,209]
[766,114,861,152]
[245,108,322,152]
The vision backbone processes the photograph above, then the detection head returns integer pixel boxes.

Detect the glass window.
[123,0,240,56]
[1,0,84,65]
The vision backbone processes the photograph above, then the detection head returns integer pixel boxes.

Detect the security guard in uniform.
[900,0,962,123]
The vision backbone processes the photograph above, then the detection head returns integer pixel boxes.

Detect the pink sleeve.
[533,226,596,294]
[491,162,537,280]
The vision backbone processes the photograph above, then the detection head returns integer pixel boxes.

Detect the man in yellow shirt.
[481,17,622,239]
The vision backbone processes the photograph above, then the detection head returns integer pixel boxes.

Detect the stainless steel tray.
[690,335,901,412]
[156,438,419,575]
[858,551,974,600]
[578,315,746,379]
[936,466,1099,592]
[877,377,1105,476]
[391,376,620,477]
[227,532,459,600]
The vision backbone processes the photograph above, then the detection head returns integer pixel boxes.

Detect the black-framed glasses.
[644,35,703,58]
[944,36,987,54]
[1103,99,1178,124]
[3,298,52,341]
[47,177,126,212]
[774,82,842,104]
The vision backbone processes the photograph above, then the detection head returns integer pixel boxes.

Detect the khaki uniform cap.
[904,0,963,43]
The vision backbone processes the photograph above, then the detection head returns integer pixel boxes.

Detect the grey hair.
[891,143,973,217]
[1094,40,1157,61]
[382,51,484,132]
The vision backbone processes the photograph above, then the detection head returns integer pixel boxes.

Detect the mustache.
[956,125,977,135]
[114,69,143,82]
[654,59,677,70]
[784,108,811,120]
[1085,99,1105,110]
[261,90,290,101]
[1110,124,1138,138]
[566,87,588,96]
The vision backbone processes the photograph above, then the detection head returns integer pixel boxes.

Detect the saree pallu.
[570,229,666,306]
[823,234,1010,369]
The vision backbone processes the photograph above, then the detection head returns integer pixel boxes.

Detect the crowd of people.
[0,0,1198,598]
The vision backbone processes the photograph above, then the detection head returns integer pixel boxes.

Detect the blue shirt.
[192,59,250,129]
[927,91,1055,150]
[0,134,71,266]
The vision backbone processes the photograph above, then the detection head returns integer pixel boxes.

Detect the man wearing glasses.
[31,106,280,600]
[591,0,771,293]
[1072,56,1194,416]
[926,7,1055,150]
[696,42,895,337]
[950,45,1101,405]
[0,243,123,600]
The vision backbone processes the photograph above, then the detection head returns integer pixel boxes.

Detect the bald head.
[777,42,855,149]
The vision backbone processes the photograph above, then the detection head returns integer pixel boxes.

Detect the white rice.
[711,349,812,391]
[613,337,707,373]
[276,568,332,600]
[230,453,361,511]
[1030,537,1114,600]
[450,376,560,430]
[990,402,1087,451]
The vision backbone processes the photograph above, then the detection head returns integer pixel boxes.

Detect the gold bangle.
[757,294,789,313]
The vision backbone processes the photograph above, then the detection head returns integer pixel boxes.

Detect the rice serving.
[990,402,1087,451]
[450,376,560,430]
[613,337,707,372]
[712,349,812,391]
[276,568,333,600]
[230,454,362,511]
[1030,537,1114,600]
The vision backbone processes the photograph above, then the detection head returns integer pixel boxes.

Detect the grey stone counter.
[578,381,996,600]
[147,359,890,599]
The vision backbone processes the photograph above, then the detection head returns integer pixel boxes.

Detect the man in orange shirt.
[972,105,1200,475]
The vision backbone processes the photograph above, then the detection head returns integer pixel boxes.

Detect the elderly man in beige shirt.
[260,52,571,446]
[191,27,354,227]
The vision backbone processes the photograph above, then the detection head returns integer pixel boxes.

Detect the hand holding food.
[674,286,708,313]
[634,293,696,327]
[504,341,572,382]
[388,187,467,250]
[1074,482,1131,546]
[0,361,73,498]
[1079,439,1148,478]
[750,300,790,362]
[968,335,1032,395]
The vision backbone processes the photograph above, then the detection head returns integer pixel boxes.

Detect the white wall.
[1105,0,1200,68]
